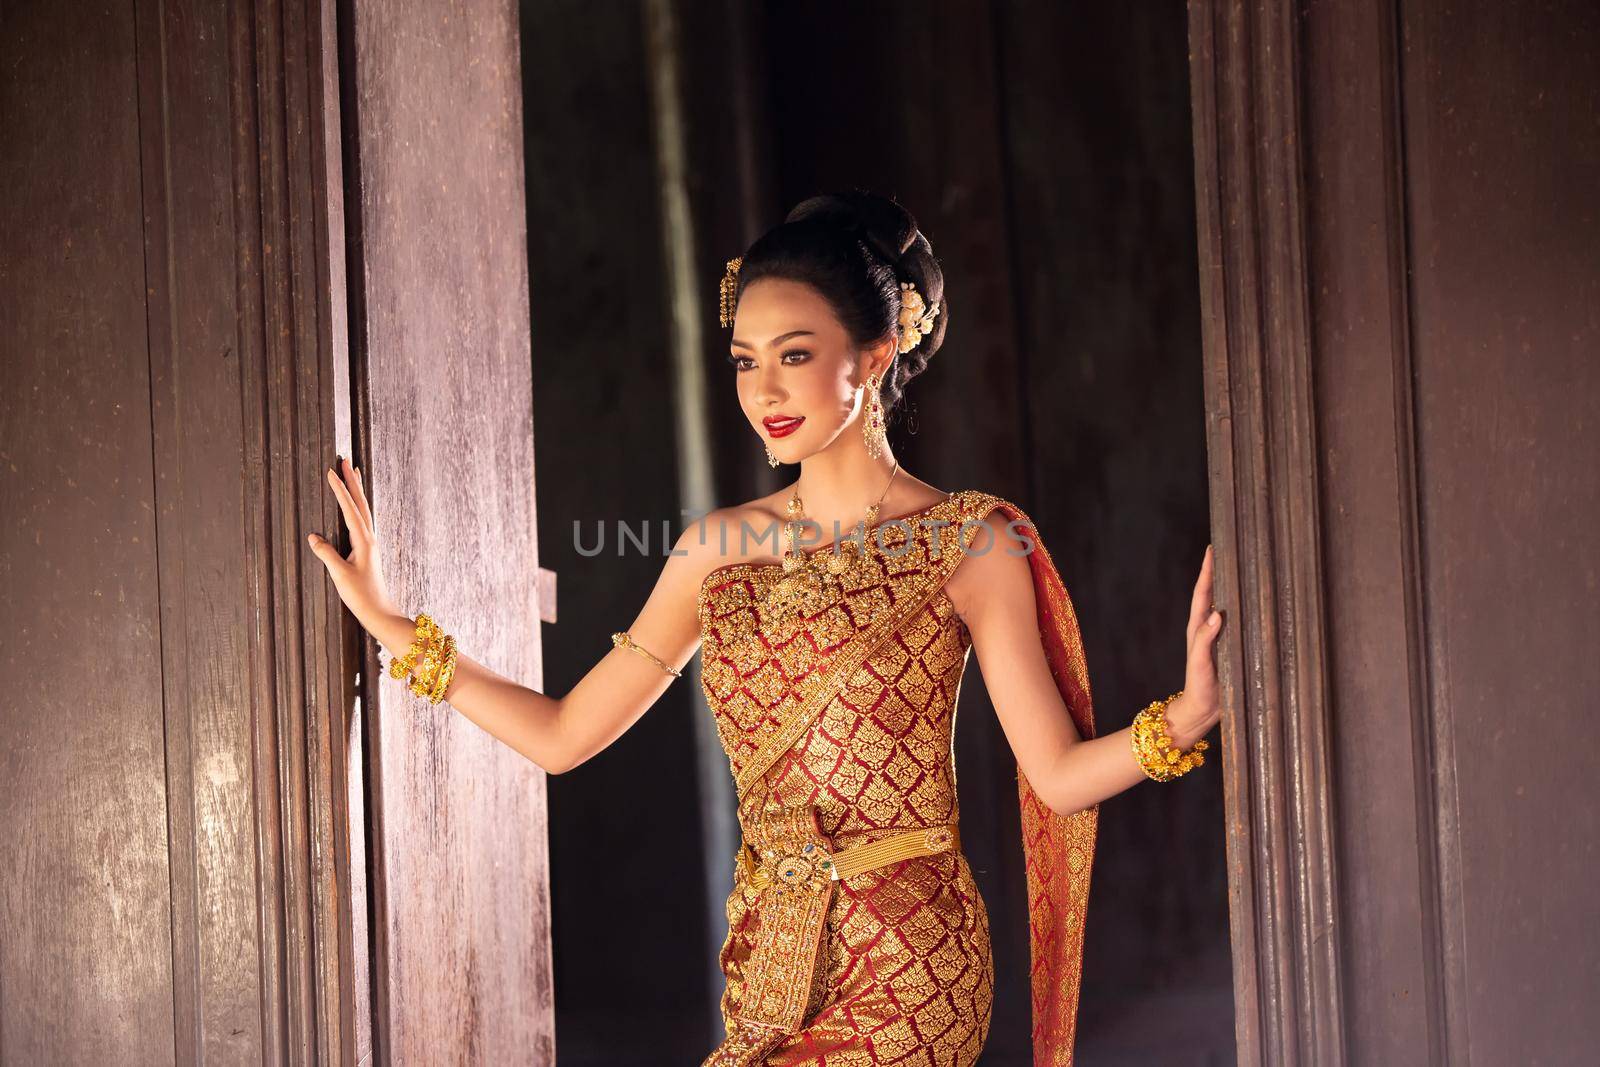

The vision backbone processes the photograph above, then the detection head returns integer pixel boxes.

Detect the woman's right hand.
[306,456,401,633]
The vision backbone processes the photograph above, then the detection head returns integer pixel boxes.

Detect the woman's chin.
[765,433,808,461]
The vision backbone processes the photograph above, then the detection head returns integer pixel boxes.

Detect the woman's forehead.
[733,280,842,345]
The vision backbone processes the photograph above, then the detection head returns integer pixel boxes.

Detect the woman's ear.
[867,336,898,382]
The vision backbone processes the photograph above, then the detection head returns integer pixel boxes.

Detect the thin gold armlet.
[611,631,682,678]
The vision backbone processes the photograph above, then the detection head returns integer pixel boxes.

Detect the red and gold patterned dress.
[696,490,1099,1066]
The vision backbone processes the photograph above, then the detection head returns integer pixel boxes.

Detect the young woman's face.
[728,277,886,464]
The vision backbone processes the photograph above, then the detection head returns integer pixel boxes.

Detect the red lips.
[763,414,805,438]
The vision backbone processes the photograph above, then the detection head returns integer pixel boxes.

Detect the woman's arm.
[946,509,1223,816]
[309,457,717,775]
[513,518,711,773]
[360,519,702,773]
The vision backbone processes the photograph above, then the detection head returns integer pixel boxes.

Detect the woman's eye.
[727,350,809,372]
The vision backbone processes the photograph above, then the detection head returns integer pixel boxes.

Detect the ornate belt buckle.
[748,839,834,894]
[740,802,837,895]
[924,825,956,852]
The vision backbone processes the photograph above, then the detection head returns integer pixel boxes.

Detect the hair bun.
[857,224,906,273]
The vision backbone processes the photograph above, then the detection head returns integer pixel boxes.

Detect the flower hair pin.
[896,281,940,353]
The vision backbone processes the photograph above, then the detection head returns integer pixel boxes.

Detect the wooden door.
[342,0,555,1060]
[1,0,554,1061]
[1189,1,1599,1063]
[2,0,356,1061]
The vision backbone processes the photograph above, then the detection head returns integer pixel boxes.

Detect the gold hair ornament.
[716,254,941,354]
[719,256,743,328]
[896,281,940,354]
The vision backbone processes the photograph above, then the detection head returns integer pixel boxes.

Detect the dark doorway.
[518,2,1229,1062]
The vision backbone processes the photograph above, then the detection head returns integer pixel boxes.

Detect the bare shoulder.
[672,495,789,579]
[943,495,1036,624]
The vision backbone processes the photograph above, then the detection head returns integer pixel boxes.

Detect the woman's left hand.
[1165,544,1224,750]
[307,457,401,635]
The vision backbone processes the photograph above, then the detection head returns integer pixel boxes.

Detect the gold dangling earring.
[765,443,781,468]
[862,372,887,460]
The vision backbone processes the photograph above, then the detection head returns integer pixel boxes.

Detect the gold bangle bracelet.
[389,612,443,682]
[408,623,447,699]
[387,613,459,704]
[1130,690,1209,782]
[424,634,458,704]
[611,631,681,678]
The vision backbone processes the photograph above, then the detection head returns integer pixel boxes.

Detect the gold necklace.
[763,462,900,625]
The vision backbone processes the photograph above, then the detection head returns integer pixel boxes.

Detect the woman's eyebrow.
[730,330,815,350]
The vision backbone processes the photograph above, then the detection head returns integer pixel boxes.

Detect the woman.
[307,190,1223,1064]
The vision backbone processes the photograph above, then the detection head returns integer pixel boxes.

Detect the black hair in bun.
[731,189,948,417]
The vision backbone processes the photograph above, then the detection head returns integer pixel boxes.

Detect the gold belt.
[713,806,964,1055]
[737,821,961,889]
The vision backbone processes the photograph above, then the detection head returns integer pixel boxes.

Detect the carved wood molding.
[1187,2,1347,1063]
[224,0,357,1060]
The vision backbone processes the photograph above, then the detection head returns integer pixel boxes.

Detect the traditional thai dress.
[696,489,1099,1066]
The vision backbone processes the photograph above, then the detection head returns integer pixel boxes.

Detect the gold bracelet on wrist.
[422,633,458,704]
[1130,690,1209,782]
[387,613,459,704]
[388,612,441,683]
[611,631,681,678]
[408,628,454,703]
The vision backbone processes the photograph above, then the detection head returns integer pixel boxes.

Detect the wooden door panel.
[1,6,177,1061]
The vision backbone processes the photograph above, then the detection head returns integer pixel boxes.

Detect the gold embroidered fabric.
[695,490,1098,1065]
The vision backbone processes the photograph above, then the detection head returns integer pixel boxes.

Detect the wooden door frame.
[1187,2,1347,1062]
[242,0,363,1059]
[1185,0,1543,1059]
[192,0,359,1060]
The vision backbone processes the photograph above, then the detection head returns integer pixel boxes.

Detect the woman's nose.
[751,365,786,407]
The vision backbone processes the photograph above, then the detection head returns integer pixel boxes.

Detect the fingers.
[326,462,371,546]
[1193,545,1212,604]
[1201,546,1221,638]
[305,530,348,575]
[1189,605,1223,679]
[1186,543,1215,644]
[308,456,374,577]
[346,457,375,533]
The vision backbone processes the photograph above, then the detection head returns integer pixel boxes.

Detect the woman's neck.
[792,445,901,529]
